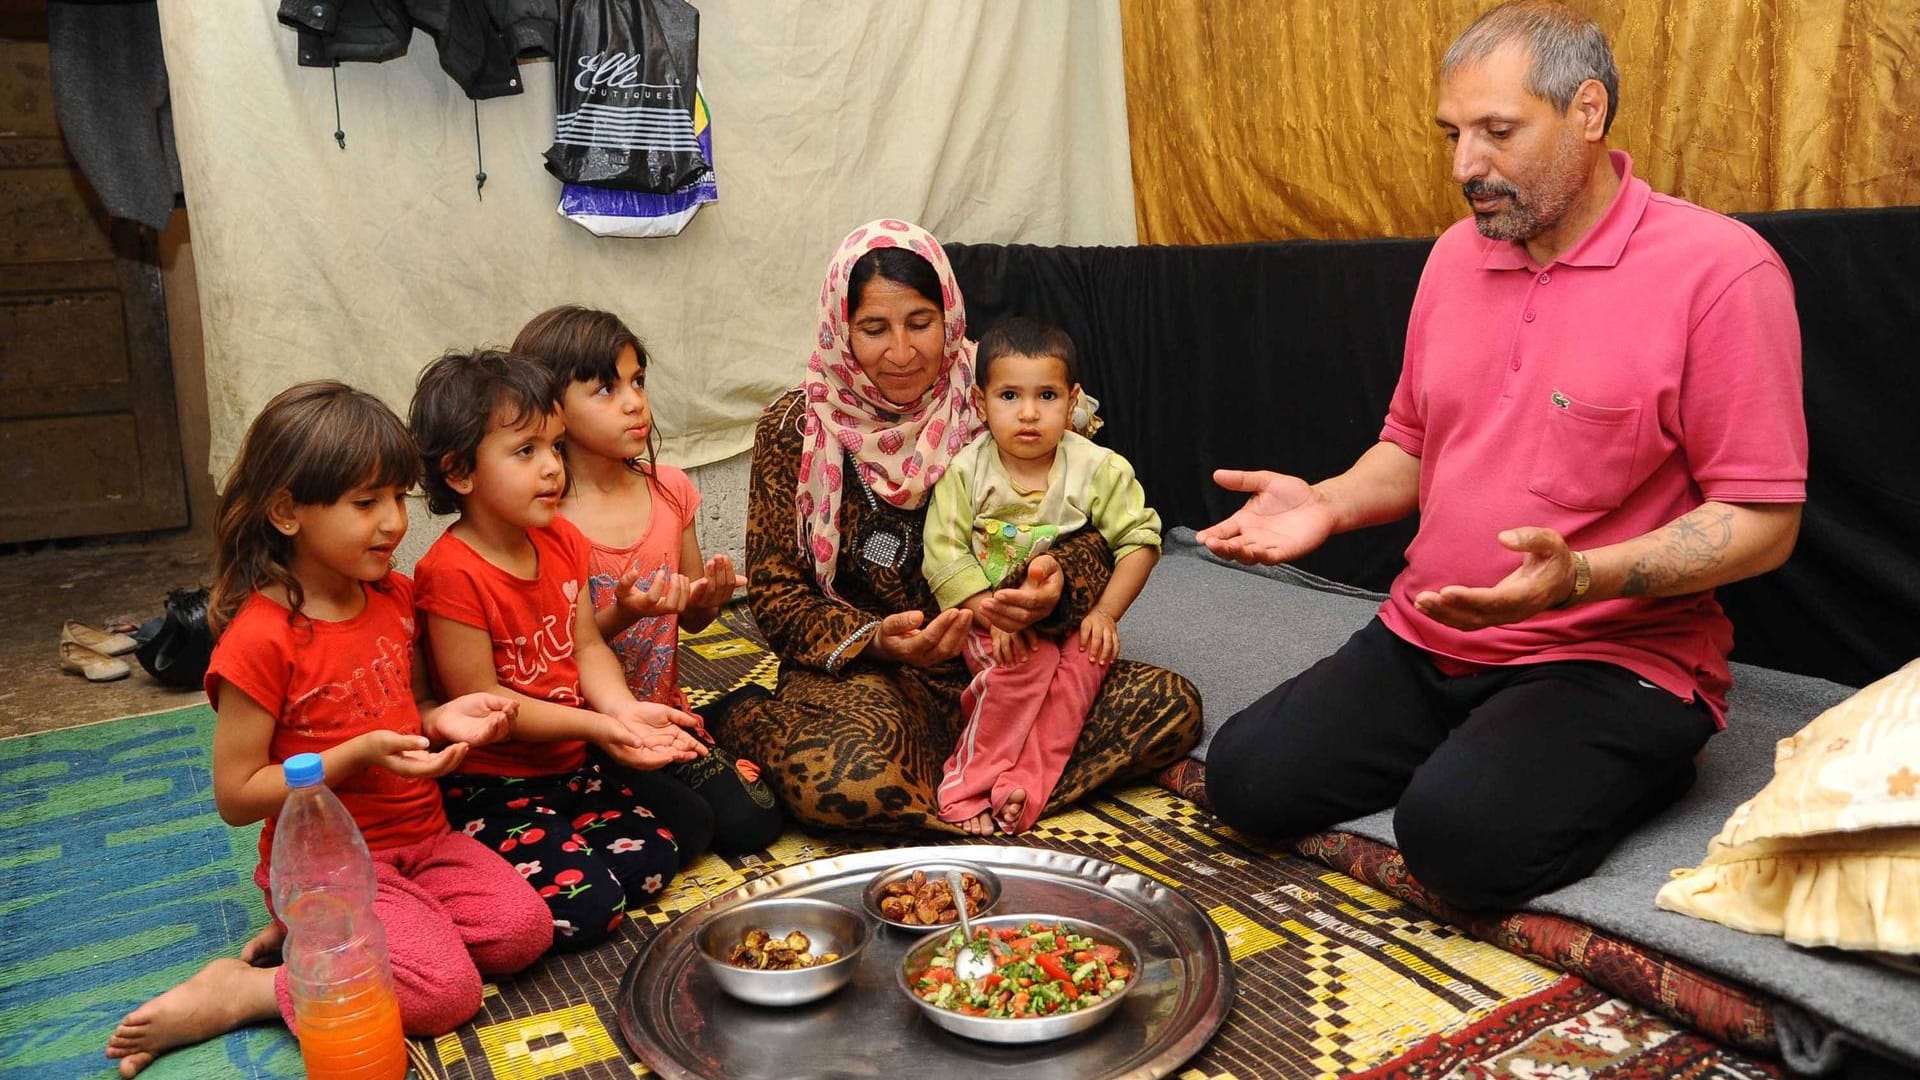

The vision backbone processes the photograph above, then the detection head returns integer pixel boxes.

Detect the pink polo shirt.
[1377,151,1806,724]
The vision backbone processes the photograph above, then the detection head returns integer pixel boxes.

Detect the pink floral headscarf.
[796,219,982,602]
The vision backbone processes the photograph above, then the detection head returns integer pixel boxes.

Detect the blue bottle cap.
[283,753,325,788]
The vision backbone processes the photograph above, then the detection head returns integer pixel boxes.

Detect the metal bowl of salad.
[897,914,1139,1043]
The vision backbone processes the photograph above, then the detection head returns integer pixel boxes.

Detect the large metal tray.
[616,845,1234,1080]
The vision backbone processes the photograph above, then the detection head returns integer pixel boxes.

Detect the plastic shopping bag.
[560,83,716,237]
[545,0,706,193]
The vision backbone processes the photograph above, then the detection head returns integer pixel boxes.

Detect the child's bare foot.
[994,789,1027,833]
[104,957,279,1077]
[239,922,284,965]
[960,810,996,836]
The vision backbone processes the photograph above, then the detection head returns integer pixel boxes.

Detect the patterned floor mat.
[1293,831,1781,1058]
[418,785,1573,1080]
[414,606,1783,1080]
[675,608,779,708]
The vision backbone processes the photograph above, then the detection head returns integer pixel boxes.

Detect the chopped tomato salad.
[908,921,1134,1018]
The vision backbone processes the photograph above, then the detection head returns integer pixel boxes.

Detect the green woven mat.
[0,706,300,1079]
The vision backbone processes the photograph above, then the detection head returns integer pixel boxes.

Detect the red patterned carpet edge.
[1348,978,1781,1080]
[1291,833,1780,1059]
[1153,760,1780,1059]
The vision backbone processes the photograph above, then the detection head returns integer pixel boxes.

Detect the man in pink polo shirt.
[1199,0,1806,910]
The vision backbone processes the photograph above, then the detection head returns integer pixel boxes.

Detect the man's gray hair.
[1442,1,1620,135]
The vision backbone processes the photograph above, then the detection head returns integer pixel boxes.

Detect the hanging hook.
[331,63,346,150]
[472,100,487,200]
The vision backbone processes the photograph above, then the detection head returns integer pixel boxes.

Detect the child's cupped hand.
[687,553,748,612]
[1078,610,1119,665]
[608,699,711,743]
[431,693,516,746]
[359,730,470,779]
[991,626,1037,667]
[614,563,692,619]
[597,708,706,771]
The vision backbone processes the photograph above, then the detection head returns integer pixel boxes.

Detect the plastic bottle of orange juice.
[269,753,409,1080]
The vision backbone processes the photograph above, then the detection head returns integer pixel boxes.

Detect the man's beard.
[1464,178,1537,239]
[1463,132,1589,242]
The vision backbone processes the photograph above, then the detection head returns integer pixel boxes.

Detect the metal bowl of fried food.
[898,913,1140,1043]
[861,860,1002,931]
[695,897,871,1006]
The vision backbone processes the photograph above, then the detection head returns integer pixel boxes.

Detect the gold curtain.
[1121,1,1920,243]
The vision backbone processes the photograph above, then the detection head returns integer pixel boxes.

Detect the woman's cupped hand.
[864,554,1065,668]
[865,608,972,667]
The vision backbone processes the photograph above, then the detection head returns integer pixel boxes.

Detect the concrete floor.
[0,531,213,738]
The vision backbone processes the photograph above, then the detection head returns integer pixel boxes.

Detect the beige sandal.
[63,620,139,657]
[60,640,131,682]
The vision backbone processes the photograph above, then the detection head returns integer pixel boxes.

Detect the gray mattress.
[1121,530,1920,1072]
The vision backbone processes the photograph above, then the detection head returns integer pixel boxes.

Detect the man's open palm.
[1196,469,1338,565]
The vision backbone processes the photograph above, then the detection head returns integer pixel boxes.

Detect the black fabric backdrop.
[945,207,1920,689]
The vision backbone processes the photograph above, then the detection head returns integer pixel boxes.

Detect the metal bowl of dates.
[695,897,871,1006]
[897,913,1140,1044]
[860,860,1002,931]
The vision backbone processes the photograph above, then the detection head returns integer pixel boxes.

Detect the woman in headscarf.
[713,219,1201,831]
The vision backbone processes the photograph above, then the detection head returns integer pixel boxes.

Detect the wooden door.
[0,6,188,543]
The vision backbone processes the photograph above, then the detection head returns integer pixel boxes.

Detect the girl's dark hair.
[211,381,418,634]
[974,315,1079,388]
[846,247,943,317]
[409,348,558,516]
[514,304,646,391]
[511,305,683,520]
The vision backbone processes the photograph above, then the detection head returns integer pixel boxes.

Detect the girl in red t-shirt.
[512,305,782,854]
[409,349,712,952]
[106,382,551,1078]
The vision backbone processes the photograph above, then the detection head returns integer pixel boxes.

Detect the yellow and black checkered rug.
[411,606,1780,1080]
[674,608,780,710]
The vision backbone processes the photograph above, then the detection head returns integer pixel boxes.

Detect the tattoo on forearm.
[1621,507,1735,597]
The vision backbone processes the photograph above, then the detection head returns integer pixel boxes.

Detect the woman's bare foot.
[959,810,996,836]
[994,789,1027,833]
[239,922,284,965]
[104,957,280,1077]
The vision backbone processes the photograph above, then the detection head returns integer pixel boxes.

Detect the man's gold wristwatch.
[1555,550,1592,609]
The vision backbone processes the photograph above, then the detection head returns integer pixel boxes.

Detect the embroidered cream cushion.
[1657,658,1920,953]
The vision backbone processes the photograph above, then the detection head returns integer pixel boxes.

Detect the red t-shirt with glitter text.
[205,573,447,877]
[414,518,595,777]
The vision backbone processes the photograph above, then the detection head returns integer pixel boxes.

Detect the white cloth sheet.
[155,0,1137,475]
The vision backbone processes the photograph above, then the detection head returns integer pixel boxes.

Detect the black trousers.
[1206,618,1716,910]
[680,685,785,854]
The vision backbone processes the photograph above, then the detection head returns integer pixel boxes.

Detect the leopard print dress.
[711,390,1203,833]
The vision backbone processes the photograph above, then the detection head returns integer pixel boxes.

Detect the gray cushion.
[1120,530,1382,757]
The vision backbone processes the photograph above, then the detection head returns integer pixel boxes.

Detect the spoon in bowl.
[947,869,994,980]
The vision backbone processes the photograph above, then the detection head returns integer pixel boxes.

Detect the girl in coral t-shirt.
[106,382,549,1078]
[513,305,781,853]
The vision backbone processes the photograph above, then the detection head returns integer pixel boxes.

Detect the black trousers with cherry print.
[440,749,714,951]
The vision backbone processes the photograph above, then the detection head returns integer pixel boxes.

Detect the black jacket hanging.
[409,0,526,99]
[278,0,412,67]
[277,0,556,100]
